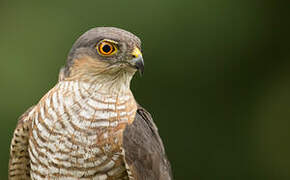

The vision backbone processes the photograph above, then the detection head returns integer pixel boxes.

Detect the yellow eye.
[97,41,117,56]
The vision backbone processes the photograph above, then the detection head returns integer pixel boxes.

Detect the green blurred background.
[1,0,290,179]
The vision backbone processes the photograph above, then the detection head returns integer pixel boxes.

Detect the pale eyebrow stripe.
[102,39,119,45]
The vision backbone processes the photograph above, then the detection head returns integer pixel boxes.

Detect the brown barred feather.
[9,106,35,180]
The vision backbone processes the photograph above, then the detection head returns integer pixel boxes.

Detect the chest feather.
[28,81,137,179]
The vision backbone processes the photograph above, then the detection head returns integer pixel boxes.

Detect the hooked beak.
[131,47,144,75]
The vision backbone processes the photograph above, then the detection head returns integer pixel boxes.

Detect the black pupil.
[102,44,112,53]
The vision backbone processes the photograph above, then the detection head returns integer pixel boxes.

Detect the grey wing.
[8,106,35,180]
[123,105,173,180]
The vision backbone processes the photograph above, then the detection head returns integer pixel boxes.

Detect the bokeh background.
[0,0,289,179]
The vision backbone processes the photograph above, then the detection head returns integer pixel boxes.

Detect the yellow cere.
[132,47,142,58]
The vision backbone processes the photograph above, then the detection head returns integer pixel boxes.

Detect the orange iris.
[97,41,117,56]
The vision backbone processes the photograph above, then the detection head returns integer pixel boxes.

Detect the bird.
[8,27,172,180]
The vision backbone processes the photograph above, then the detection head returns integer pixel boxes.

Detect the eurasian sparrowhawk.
[9,27,172,180]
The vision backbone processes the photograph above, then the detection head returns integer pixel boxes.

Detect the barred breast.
[28,81,137,179]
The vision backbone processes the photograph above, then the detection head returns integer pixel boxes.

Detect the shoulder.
[17,105,36,125]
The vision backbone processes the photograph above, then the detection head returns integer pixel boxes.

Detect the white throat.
[85,69,135,95]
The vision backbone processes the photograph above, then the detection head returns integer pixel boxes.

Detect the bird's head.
[63,27,144,91]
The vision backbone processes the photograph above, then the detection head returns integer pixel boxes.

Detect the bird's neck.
[65,66,136,95]
[55,79,138,125]
[80,78,133,98]
[60,67,138,125]
[93,71,134,95]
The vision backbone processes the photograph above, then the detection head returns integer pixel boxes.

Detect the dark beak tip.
[136,63,144,76]
[133,56,144,76]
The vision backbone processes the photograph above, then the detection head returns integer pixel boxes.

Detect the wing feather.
[123,105,173,180]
